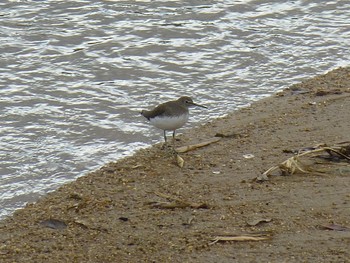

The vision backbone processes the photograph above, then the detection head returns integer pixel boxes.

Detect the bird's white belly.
[150,114,189,131]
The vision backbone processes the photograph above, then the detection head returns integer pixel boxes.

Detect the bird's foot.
[160,142,178,155]
[161,142,170,150]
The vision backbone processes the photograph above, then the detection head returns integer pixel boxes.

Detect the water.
[0,0,349,219]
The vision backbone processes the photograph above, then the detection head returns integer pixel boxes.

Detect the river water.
[0,0,349,219]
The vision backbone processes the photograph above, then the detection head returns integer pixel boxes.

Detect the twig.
[151,191,209,209]
[209,233,271,245]
[175,137,221,153]
[322,147,350,161]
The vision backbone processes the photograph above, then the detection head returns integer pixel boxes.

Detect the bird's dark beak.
[191,102,207,109]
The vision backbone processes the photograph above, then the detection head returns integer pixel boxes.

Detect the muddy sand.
[1,67,350,263]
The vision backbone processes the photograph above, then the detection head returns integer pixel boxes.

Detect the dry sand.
[1,67,350,263]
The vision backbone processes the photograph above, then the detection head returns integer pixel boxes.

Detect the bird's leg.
[164,130,167,143]
[161,130,168,149]
[171,130,178,153]
[172,130,176,148]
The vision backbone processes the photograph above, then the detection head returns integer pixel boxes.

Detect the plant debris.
[147,191,209,209]
[40,219,67,230]
[315,89,342,96]
[320,224,350,231]
[175,154,184,168]
[209,232,272,245]
[175,137,221,153]
[247,218,272,226]
[214,132,239,138]
[257,143,350,181]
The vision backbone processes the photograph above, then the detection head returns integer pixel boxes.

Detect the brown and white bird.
[141,96,207,147]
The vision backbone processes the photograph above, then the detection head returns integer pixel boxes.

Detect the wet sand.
[1,67,350,262]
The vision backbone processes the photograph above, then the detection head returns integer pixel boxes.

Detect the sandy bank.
[1,67,350,262]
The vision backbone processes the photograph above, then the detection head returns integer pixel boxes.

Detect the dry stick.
[209,235,270,245]
[153,191,208,209]
[294,146,350,162]
[175,137,221,153]
[151,202,190,209]
[322,147,350,161]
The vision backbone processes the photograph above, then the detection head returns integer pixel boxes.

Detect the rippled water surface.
[1,0,349,219]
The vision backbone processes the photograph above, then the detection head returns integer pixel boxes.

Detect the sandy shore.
[1,67,350,262]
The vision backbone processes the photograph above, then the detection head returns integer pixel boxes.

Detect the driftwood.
[175,137,221,153]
